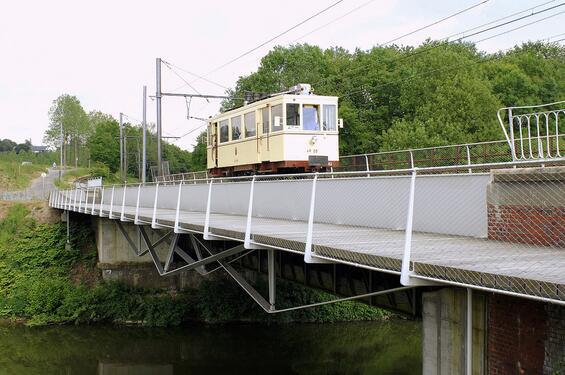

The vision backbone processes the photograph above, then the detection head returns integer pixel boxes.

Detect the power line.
[163,60,230,90]
[340,28,565,101]
[472,9,565,44]
[200,0,345,78]
[445,0,557,40]
[309,1,565,90]
[447,1,565,42]
[292,0,378,43]
[380,0,490,46]
[161,60,209,103]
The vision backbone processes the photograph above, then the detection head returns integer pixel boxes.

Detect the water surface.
[0,321,421,374]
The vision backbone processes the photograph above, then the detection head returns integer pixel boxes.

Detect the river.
[0,320,421,374]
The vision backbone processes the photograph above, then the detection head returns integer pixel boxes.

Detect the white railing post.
[203,179,214,240]
[174,181,183,233]
[364,154,370,177]
[304,174,318,263]
[244,176,256,249]
[120,183,127,221]
[409,150,414,169]
[151,182,160,228]
[91,187,96,215]
[109,185,115,219]
[400,169,417,285]
[466,145,472,174]
[99,187,105,217]
[134,183,141,224]
[79,189,85,212]
[73,189,79,211]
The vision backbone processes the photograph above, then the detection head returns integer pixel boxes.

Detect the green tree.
[44,95,89,168]
[87,116,120,173]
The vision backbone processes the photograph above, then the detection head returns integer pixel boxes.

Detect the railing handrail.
[52,156,565,192]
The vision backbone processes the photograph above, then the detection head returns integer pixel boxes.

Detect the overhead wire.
[176,0,345,91]
[379,0,490,46]
[161,60,210,103]
[339,24,565,101]
[308,1,565,90]
[445,0,557,40]
[292,0,378,43]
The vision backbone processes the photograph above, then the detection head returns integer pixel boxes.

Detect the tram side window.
[322,104,337,131]
[262,107,269,134]
[231,115,242,140]
[286,103,300,127]
[219,120,229,143]
[245,111,256,137]
[271,104,283,132]
[303,105,320,131]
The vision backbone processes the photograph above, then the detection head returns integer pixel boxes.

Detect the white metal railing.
[48,156,565,306]
[497,100,565,161]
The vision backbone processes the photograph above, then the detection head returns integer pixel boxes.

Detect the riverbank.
[0,202,393,326]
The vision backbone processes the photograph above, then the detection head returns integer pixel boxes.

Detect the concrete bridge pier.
[94,218,201,290]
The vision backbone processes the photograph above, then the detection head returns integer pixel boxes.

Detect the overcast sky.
[1,0,563,150]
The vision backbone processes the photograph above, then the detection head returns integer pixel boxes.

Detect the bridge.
[48,102,565,374]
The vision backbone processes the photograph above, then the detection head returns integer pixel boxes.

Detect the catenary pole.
[142,85,147,184]
[156,58,162,177]
[119,112,124,181]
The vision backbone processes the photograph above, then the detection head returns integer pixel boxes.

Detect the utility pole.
[142,85,147,184]
[59,119,63,182]
[156,58,162,177]
[124,124,128,181]
[119,112,124,181]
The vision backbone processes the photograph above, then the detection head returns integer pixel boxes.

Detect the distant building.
[31,145,48,153]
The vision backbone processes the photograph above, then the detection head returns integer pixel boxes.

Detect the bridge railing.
[49,156,565,303]
[497,100,565,161]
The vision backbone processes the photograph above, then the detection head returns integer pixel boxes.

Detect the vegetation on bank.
[0,203,389,326]
[0,160,48,192]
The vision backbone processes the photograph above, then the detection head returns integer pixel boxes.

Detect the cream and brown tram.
[206,84,343,176]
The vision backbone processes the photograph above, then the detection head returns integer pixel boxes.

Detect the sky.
[1,0,564,151]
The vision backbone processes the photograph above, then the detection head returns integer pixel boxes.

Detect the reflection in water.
[0,321,421,375]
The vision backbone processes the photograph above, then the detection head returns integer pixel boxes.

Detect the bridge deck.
[83,203,565,302]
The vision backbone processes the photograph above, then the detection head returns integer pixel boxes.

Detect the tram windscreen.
[322,104,337,131]
[303,105,320,131]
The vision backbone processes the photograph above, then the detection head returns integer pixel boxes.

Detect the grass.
[53,168,95,189]
[54,167,139,189]
[0,160,48,192]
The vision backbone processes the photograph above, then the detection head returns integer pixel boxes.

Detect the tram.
[206,84,343,176]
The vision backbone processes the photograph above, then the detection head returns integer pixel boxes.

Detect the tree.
[14,140,32,154]
[44,94,89,168]
[87,116,120,173]
[190,132,208,171]
[0,139,17,152]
